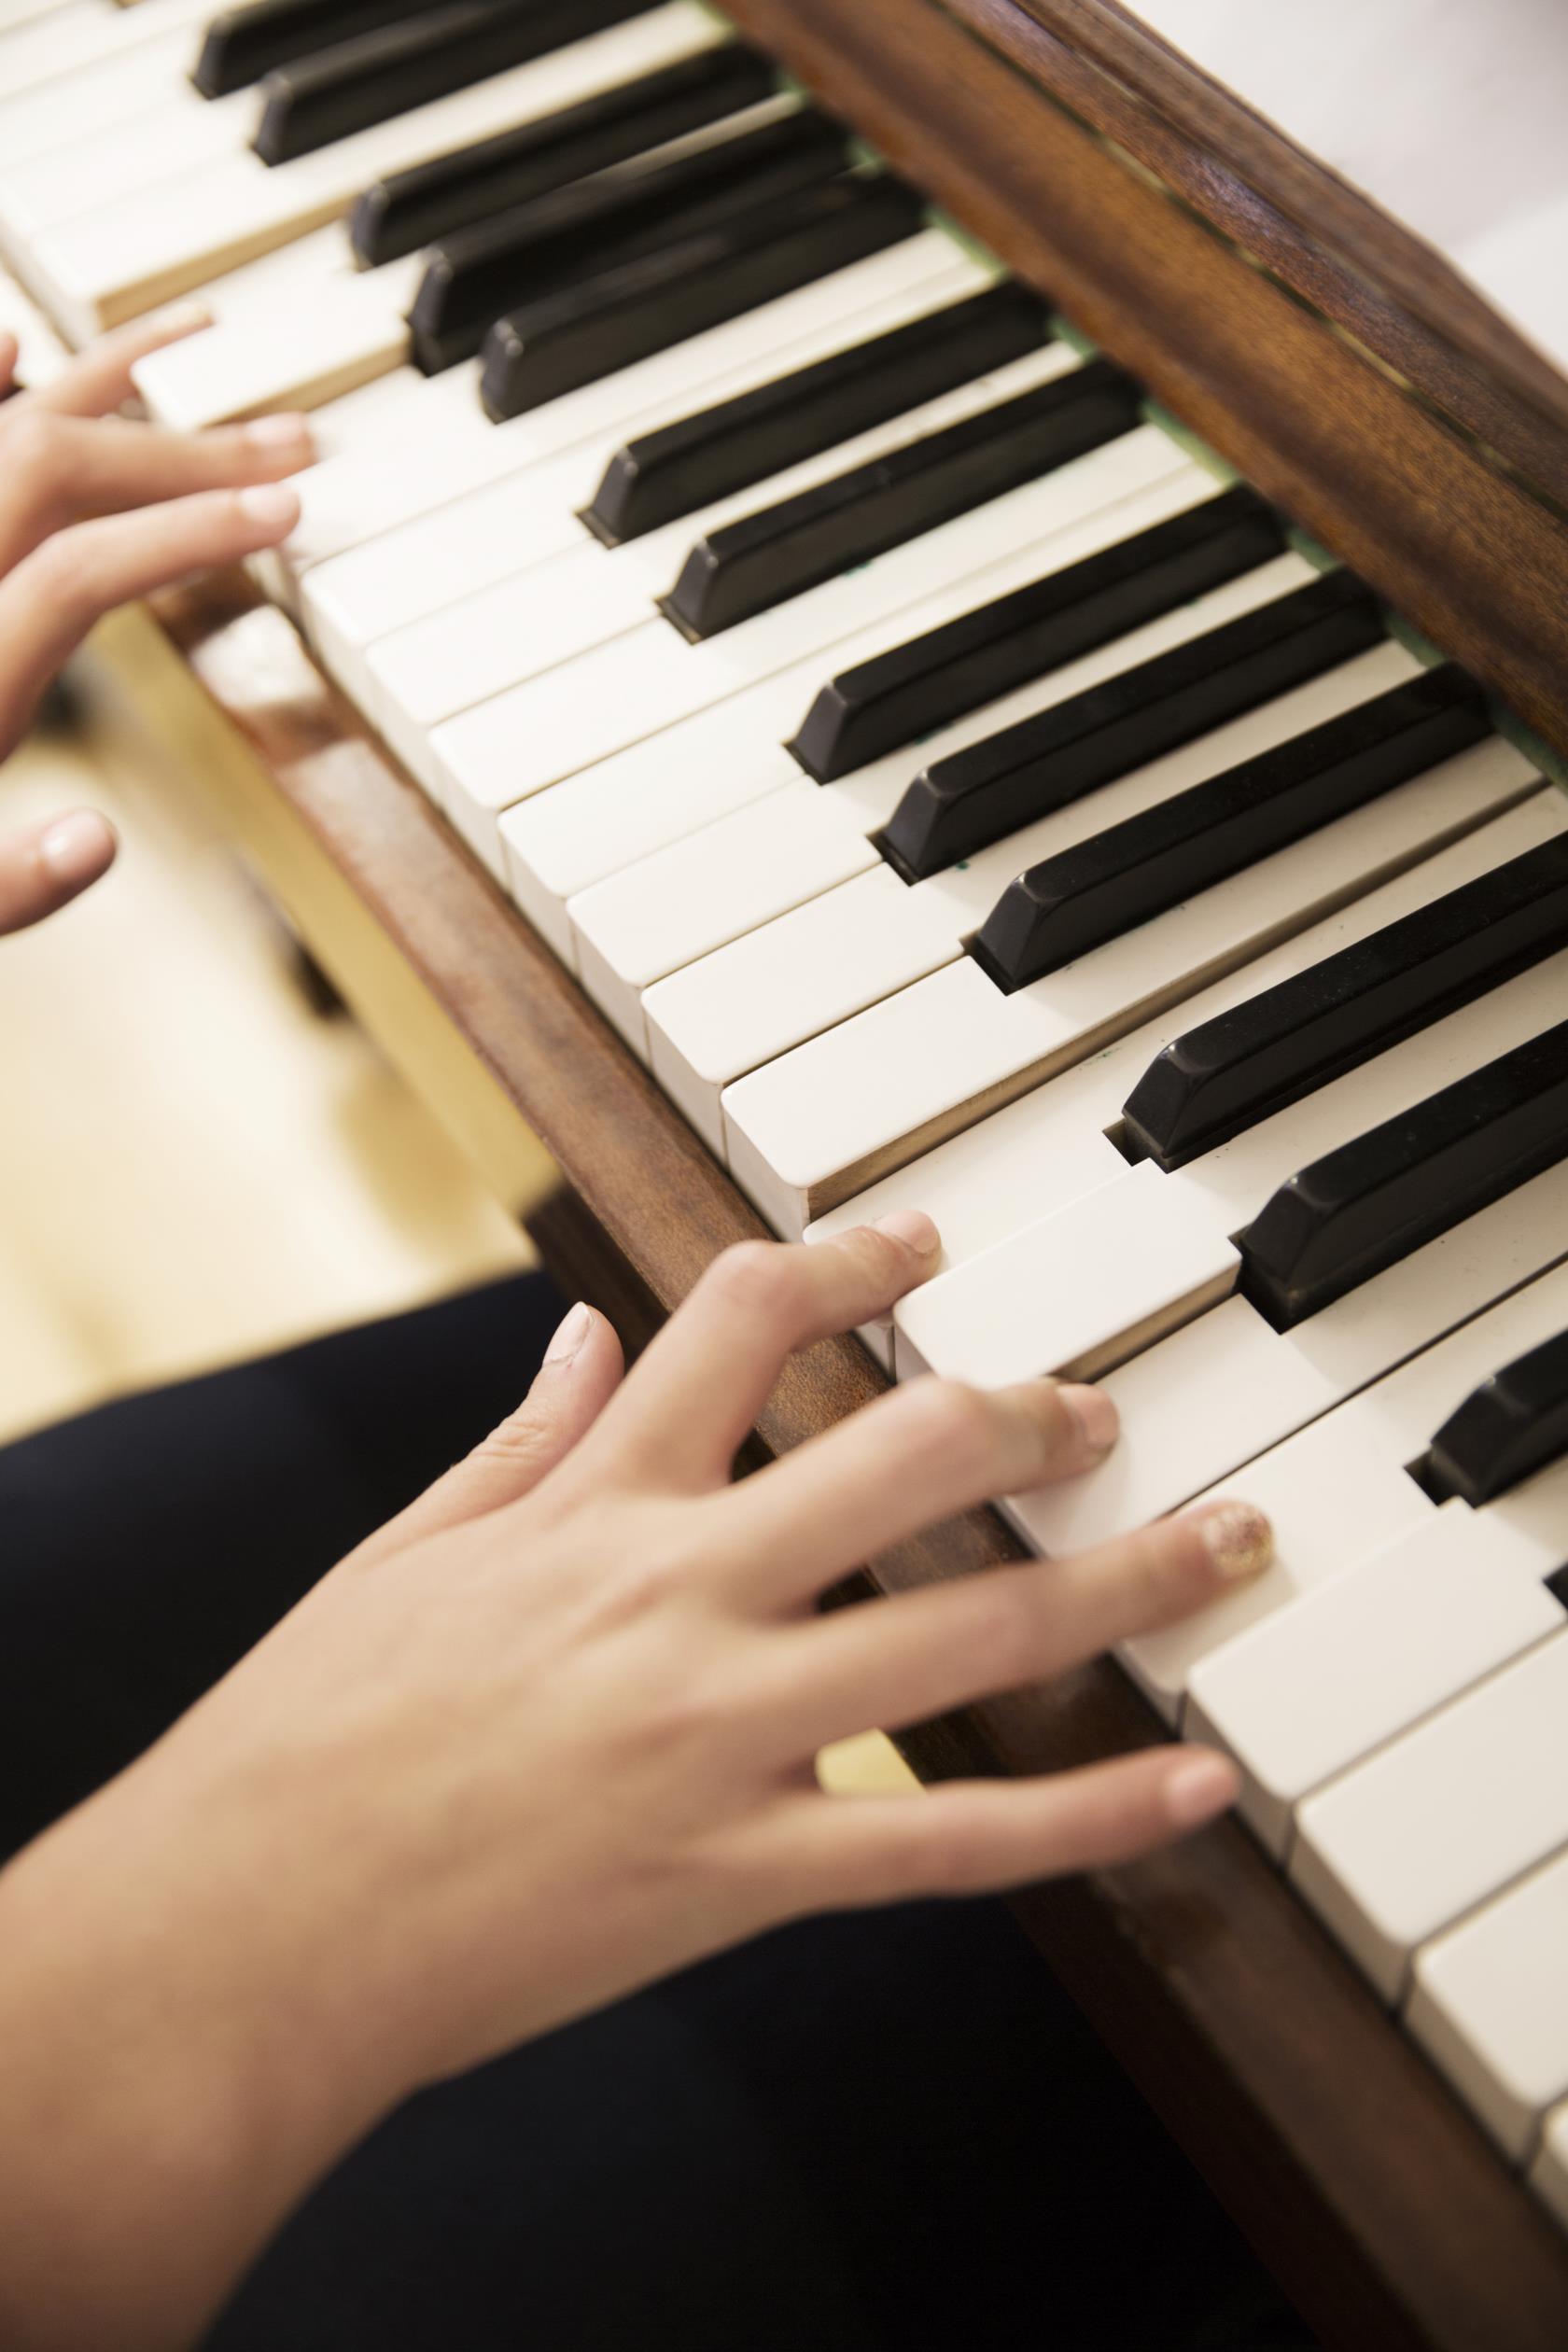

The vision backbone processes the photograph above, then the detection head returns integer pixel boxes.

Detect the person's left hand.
[0,307,315,933]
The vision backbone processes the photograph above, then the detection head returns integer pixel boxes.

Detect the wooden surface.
[155,573,1568,2352]
[720,0,1568,773]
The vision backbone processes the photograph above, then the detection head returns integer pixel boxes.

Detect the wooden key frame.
[131,1,1568,2337]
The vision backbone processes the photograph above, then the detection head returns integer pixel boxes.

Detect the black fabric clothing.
[0,1273,1315,2351]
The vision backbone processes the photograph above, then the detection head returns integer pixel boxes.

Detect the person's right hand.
[0,306,314,933]
[0,1215,1271,2351]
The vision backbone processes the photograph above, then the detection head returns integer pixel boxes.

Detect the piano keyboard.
[7,0,1568,2233]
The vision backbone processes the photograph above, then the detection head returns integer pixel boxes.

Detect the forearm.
[0,1758,384,2351]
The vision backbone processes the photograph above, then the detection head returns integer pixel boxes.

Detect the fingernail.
[872,1208,939,1256]
[544,1300,592,1365]
[38,810,114,888]
[1056,1380,1118,1459]
[1166,1750,1239,1829]
[160,299,212,334]
[1187,1498,1273,1582]
[237,482,300,529]
[244,412,314,451]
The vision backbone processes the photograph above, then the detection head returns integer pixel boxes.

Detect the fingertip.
[1164,1747,1240,1829]
[1054,1380,1117,1462]
[1182,1497,1274,1584]
[38,808,117,893]
[542,1299,594,1367]
[234,480,301,538]
[870,1208,940,1260]
[151,298,214,345]
[242,412,316,468]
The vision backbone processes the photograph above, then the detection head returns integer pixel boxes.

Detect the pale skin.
[0,321,1275,2352]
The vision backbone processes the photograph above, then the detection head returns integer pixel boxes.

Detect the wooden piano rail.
[153,573,1568,2352]
[721,0,1568,771]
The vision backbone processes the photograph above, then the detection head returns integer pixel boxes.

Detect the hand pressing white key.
[0,1212,1272,2352]
[0,307,314,917]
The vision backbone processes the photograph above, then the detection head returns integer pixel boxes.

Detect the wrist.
[0,1742,394,2350]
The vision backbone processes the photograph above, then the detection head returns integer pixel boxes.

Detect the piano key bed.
[7,0,1568,2326]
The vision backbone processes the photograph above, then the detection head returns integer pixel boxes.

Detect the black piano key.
[1122,831,1568,1171]
[971,662,1490,993]
[1425,1328,1568,1507]
[870,567,1381,876]
[350,45,777,267]
[254,0,661,169]
[411,108,852,372]
[581,282,1053,548]
[1238,1016,1568,1331]
[794,485,1291,792]
[481,175,923,420]
[194,0,436,99]
[659,357,1143,642]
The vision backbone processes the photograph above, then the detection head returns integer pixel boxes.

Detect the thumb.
[349,1300,624,1568]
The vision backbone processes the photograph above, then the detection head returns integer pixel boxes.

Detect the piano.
[5,4,1568,2343]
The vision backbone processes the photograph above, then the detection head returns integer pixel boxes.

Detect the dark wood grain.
[980,0,1568,512]
[154,575,1568,2352]
[721,0,1568,771]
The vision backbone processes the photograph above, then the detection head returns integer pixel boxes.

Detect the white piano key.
[1119,1248,1568,1720]
[0,0,204,115]
[720,729,1538,1233]
[1407,1845,1568,2162]
[309,255,988,698]
[435,433,1203,870]
[299,359,453,460]
[0,87,253,248]
[563,523,1293,976]
[1530,2103,1568,2230]
[805,794,1568,1281]
[133,256,427,430]
[892,938,1568,1396]
[1003,1154,1568,1573]
[0,36,224,203]
[129,85,819,434]
[20,5,723,337]
[1186,1469,1568,1855]
[0,259,69,386]
[637,613,1398,1134]
[484,439,1209,938]
[0,0,95,30]
[364,342,1083,744]
[1291,1631,1568,2003]
[275,229,968,596]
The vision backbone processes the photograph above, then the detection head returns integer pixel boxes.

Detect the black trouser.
[0,1274,1314,2351]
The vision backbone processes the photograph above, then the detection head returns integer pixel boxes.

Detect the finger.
[781,1744,1240,1909]
[349,1302,624,1569]
[755,1500,1273,1757]
[0,483,300,760]
[715,1371,1119,1605]
[0,333,17,399]
[0,412,315,572]
[0,809,117,935]
[590,1213,943,1491]
[20,301,213,418]
[49,413,317,513]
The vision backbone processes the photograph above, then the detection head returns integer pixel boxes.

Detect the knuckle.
[1120,1524,1199,1626]
[5,409,60,483]
[908,1815,988,1897]
[896,1378,1000,1484]
[953,1569,1038,1677]
[26,527,95,618]
[704,1239,805,1328]
[472,1408,552,1472]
